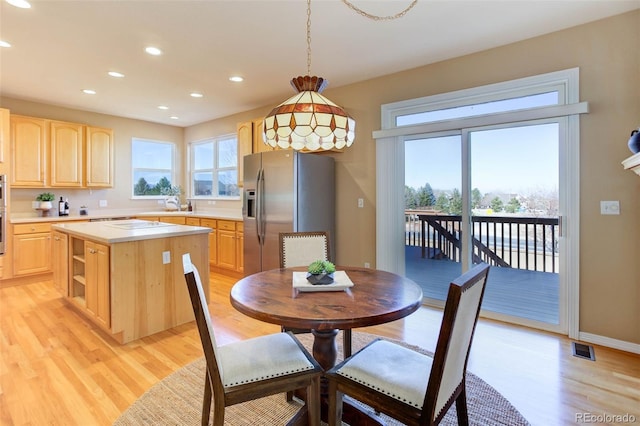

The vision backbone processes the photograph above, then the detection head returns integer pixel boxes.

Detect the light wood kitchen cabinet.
[52,231,69,296]
[200,218,217,267]
[158,216,186,225]
[216,220,243,272]
[11,115,47,187]
[0,108,9,169]
[12,222,52,275]
[85,240,110,328]
[217,220,237,270]
[50,120,84,187]
[185,217,200,226]
[85,126,113,187]
[236,221,244,273]
[237,121,253,187]
[10,114,113,188]
[69,237,110,328]
[237,118,271,187]
[252,118,272,153]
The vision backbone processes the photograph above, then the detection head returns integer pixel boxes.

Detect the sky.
[405,122,559,195]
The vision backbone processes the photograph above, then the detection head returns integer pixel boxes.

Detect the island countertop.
[52,219,211,244]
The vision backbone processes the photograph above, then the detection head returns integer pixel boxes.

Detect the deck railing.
[405,211,559,273]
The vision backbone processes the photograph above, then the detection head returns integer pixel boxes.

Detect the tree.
[405,186,418,209]
[471,188,483,209]
[417,183,436,208]
[505,197,521,213]
[435,193,450,213]
[491,197,504,212]
[150,176,172,195]
[134,177,150,195]
[449,188,463,215]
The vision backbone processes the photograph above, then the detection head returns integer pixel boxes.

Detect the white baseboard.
[578,332,640,355]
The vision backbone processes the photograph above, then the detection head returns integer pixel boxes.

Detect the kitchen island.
[52,219,210,344]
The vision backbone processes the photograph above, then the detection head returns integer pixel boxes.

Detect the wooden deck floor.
[405,246,559,324]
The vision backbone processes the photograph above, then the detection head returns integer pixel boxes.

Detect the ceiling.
[1,0,637,127]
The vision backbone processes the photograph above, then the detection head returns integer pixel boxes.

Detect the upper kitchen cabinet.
[237,121,252,187]
[50,120,84,187]
[85,126,114,187]
[0,108,9,174]
[237,118,271,187]
[11,115,47,187]
[252,118,272,154]
[10,114,113,188]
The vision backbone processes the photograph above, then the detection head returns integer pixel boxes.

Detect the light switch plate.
[162,251,171,264]
[600,200,620,215]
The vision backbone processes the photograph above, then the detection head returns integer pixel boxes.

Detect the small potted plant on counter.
[36,192,55,210]
[35,192,55,216]
[307,260,336,285]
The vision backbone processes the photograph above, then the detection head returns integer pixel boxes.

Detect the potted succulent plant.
[36,192,55,210]
[307,260,336,285]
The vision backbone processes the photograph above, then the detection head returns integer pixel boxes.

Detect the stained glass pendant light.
[263,0,355,151]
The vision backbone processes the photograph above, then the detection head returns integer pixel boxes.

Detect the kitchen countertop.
[52,219,212,244]
[11,209,242,224]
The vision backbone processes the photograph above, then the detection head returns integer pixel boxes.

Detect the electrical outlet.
[364,262,370,268]
[358,198,364,208]
[600,200,620,215]
[162,251,171,264]
[99,199,107,207]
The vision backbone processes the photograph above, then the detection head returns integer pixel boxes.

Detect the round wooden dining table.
[230,266,423,424]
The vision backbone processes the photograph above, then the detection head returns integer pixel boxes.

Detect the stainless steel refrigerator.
[243,150,335,275]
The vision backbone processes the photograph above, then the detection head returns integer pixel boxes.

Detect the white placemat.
[292,271,354,292]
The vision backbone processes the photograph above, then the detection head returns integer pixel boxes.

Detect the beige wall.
[2,11,638,344]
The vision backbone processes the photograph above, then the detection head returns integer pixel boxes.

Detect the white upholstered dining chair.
[326,263,491,426]
[278,231,353,356]
[182,253,322,426]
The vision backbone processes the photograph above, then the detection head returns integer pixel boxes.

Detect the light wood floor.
[1,272,639,425]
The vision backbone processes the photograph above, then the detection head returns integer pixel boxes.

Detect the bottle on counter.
[187,200,193,212]
[64,198,70,215]
[58,197,65,216]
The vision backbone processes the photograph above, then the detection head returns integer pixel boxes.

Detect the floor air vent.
[572,342,595,361]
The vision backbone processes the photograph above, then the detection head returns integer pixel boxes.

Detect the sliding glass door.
[404,120,562,326]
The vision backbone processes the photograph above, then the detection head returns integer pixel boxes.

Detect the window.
[132,138,176,197]
[189,134,239,198]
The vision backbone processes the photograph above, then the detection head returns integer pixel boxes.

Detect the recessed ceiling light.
[158,105,169,110]
[108,71,125,78]
[0,41,11,48]
[82,89,96,95]
[6,0,31,9]
[229,76,244,83]
[190,92,203,98]
[145,46,162,56]
[170,116,179,120]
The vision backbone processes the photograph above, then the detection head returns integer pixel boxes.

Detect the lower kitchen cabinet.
[69,237,110,328]
[52,230,69,296]
[217,220,243,273]
[200,218,218,268]
[85,241,110,328]
[12,223,52,276]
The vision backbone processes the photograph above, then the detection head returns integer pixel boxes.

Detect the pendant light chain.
[306,0,312,76]
[341,0,418,21]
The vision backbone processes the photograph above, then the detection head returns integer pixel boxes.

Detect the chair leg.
[306,377,321,426]
[343,329,352,358]
[327,381,343,426]
[455,384,469,426]
[202,376,212,426]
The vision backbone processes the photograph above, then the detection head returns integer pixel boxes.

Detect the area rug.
[114,331,530,425]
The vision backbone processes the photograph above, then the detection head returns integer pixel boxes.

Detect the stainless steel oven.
[0,174,5,255]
